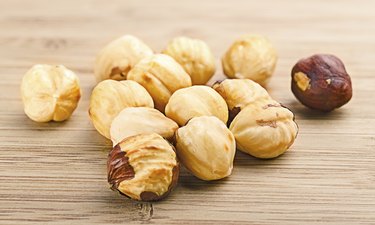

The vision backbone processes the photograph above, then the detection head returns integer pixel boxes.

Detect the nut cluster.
[20,33,354,202]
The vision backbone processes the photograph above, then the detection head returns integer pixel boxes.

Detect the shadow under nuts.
[163,36,216,85]
[230,101,298,159]
[165,85,228,126]
[213,79,273,124]
[175,116,236,181]
[107,133,179,201]
[222,35,277,87]
[291,54,352,112]
[21,64,81,122]
[127,54,192,112]
[89,80,154,139]
[94,35,153,82]
[110,107,178,146]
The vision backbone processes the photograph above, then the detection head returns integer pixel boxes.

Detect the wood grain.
[1,0,375,224]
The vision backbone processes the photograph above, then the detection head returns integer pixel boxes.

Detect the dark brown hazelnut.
[291,54,352,112]
[107,133,179,201]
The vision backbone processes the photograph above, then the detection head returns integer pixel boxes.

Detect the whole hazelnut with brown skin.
[291,54,352,112]
[107,133,179,201]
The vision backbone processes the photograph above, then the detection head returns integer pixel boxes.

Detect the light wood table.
[1,0,374,224]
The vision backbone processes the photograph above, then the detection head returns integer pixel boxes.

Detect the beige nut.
[110,107,178,146]
[20,64,81,122]
[222,35,277,86]
[229,101,298,159]
[127,54,192,112]
[94,35,153,82]
[163,36,216,85]
[89,80,154,139]
[165,85,228,126]
[108,133,179,201]
[175,116,235,181]
[213,79,273,123]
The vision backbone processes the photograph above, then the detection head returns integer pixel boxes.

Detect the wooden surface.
[1,0,375,224]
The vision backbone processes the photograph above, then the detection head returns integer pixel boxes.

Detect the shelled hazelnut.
[94,35,153,82]
[229,101,298,159]
[110,107,178,146]
[163,37,216,85]
[165,85,228,126]
[127,54,192,112]
[291,54,352,111]
[107,133,179,201]
[213,79,273,123]
[89,80,154,139]
[21,64,81,122]
[175,116,236,180]
[222,35,277,87]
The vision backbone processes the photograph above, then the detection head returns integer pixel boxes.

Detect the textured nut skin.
[21,64,81,122]
[165,86,228,126]
[107,133,179,201]
[89,80,154,139]
[230,101,298,159]
[163,37,216,85]
[127,54,192,112]
[94,35,153,82]
[110,107,178,146]
[291,54,352,112]
[175,116,235,181]
[222,35,277,86]
[213,79,273,124]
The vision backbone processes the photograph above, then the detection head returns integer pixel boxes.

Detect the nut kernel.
[127,54,192,112]
[89,80,154,139]
[175,116,235,180]
[94,35,153,82]
[110,107,178,146]
[165,85,228,126]
[291,54,352,111]
[108,133,179,201]
[229,101,298,159]
[163,37,216,85]
[222,35,277,86]
[21,64,81,122]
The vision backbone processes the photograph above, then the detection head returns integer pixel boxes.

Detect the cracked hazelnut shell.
[165,85,228,126]
[229,101,298,159]
[94,35,153,82]
[163,36,216,85]
[175,116,236,181]
[21,64,81,122]
[291,54,352,112]
[107,133,179,201]
[110,107,178,146]
[127,54,192,112]
[89,80,154,139]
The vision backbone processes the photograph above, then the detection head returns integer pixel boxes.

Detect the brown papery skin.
[291,54,352,112]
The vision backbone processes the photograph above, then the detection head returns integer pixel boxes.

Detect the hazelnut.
[89,80,154,139]
[222,35,277,86]
[127,54,192,112]
[229,101,298,159]
[165,85,228,126]
[94,35,153,82]
[291,54,353,111]
[110,107,178,146]
[213,79,273,123]
[162,37,216,85]
[20,64,81,122]
[175,116,235,180]
[108,133,179,201]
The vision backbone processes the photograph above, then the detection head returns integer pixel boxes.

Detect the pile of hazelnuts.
[20,34,352,201]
